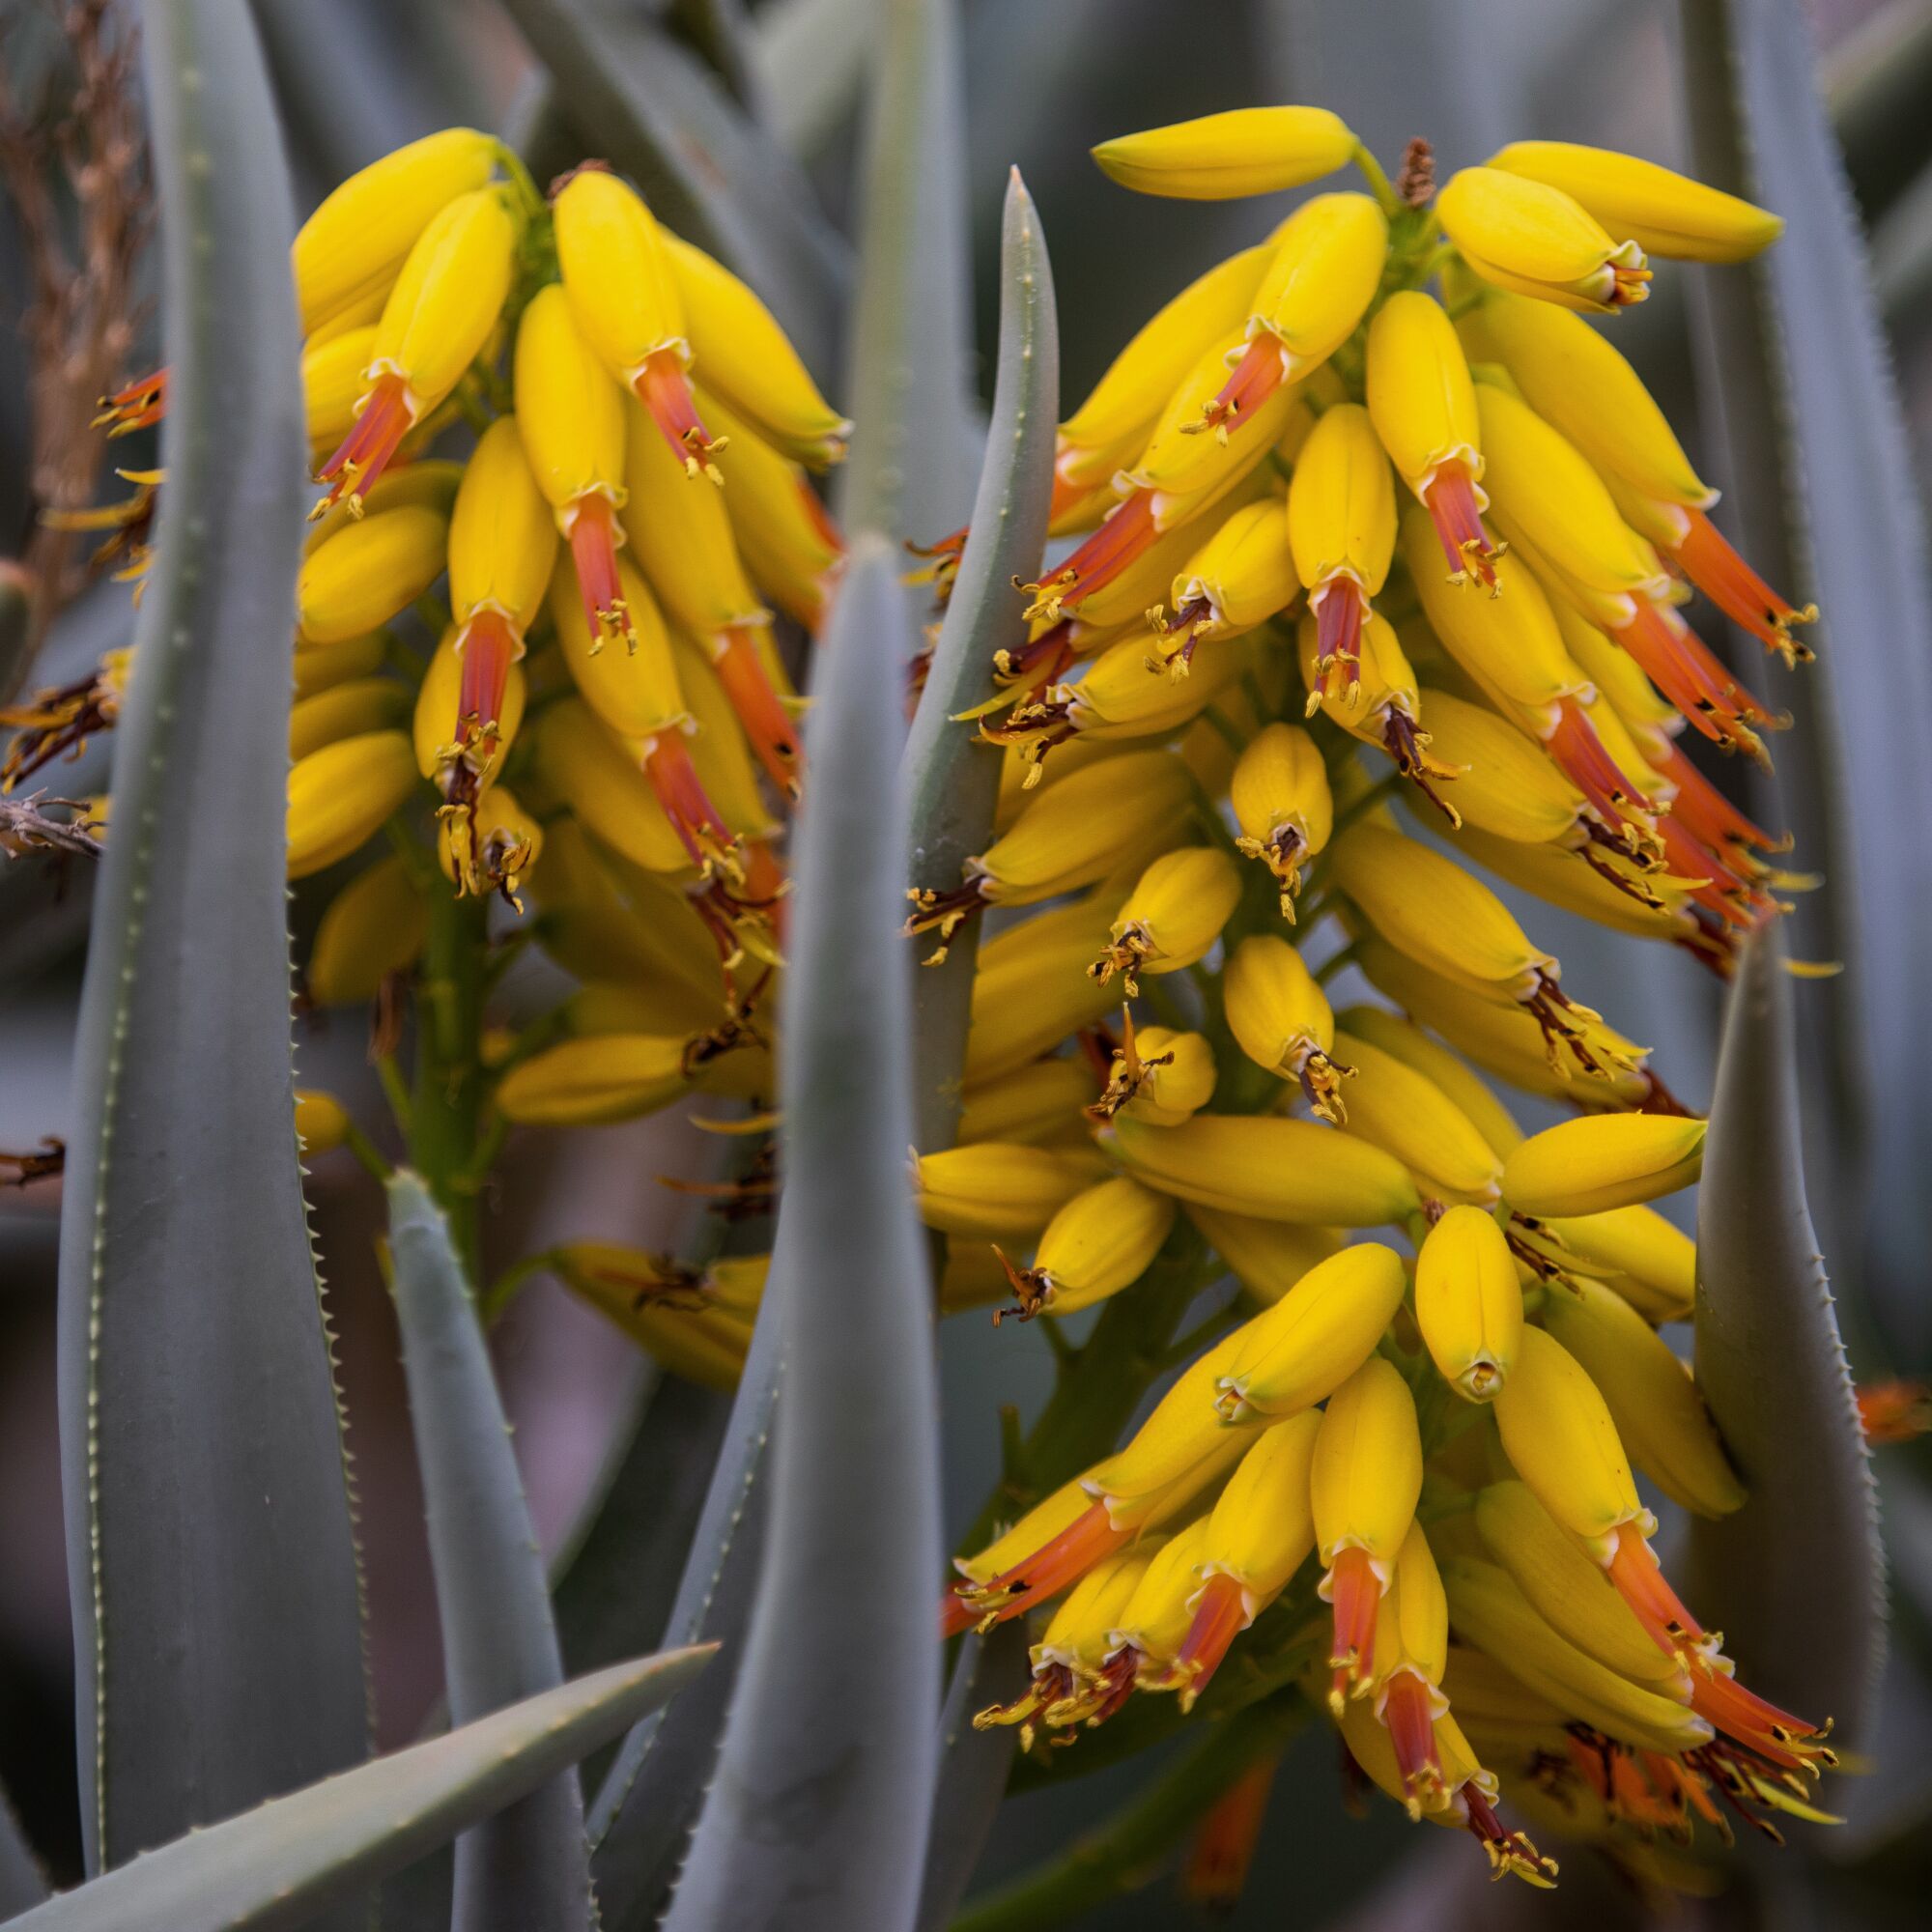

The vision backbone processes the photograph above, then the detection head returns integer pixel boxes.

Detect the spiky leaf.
[56,0,365,1877]
[5,1652,712,1932]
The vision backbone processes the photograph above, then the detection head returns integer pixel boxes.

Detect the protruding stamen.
[1605,1520,1706,1662]
[1669,507,1817,667]
[1461,1787,1559,1888]
[1024,491,1157,623]
[1185,335,1286,440]
[1311,579,1367,699]
[952,1500,1130,1630]
[566,493,637,652]
[314,370,416,518]
[1325,1545,1381,1715]
[1420,460,1504,591]
[636,349,725,482]
[1653,742,1787,856]
[1380,1673,1444,1816]
[644,731,743,883]
[93,368,167,436]
[714,626,804,801]
[1546,696,1655,824]
[1169,1573,1247,1712]
[902,878,988,964]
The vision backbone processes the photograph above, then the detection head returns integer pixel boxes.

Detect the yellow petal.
[1501,1114,1706,1217]
[1091,106,1357,200]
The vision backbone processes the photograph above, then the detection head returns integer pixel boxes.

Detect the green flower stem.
[949,1695,1305,1932]
[409,885,491,1274]
[1351,141,1403,220]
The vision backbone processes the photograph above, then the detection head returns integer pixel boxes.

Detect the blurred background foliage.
[0,0,1928,1924]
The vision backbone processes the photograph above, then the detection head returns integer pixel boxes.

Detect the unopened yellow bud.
[1287,401,1396,599]
[1102,1022,1217,1127]
[1488,141,1782,263]
[1224,934,1348,1122]
[551,555,685,741]
[1440,1557,1710,1754]
[1311,1357,1424,1567]
[297,505,448,645]
[1085,1330,1264,1522]
[303,327,378,450]
[965,896,1122,1083]
[553,167,688,384]
[1378,1522,1449,1689]
[1094,846,1241,994]
[1365,292,1482,502]
[1541,1207,1693,1322]
[1414,1206,1521,1401]
[621,397,765,634]
[1061,241,1277,483]
[1012,1175,1178,1319]
[550,1244,753,1388]
[286,730,416,879]
[1168,497,1298,643]
[1218,1244,1409,1422]
[915,1143,1103,1241]
[702,385,841,629]
[293,1089,351,1154]
[1336,1006,1521,1156]
[1061,630,1242,736]
[1502,1115,1705,1217]
[1541,1278,1744,1517]
[513,283,628,518]
[1408,692,1581,845]
[1198,1410,1322,1605]
[413,626,526,785]
[293,128,497,335]
[1492,1326,1644,1548]
[1108,1520,1216,1668]
[531,698,689,874]
[307,853,427,1005]
[957,1059,1096,1148]
[663,230,850,466]
[1472,1482,1685,1689]
[970,751,1195,906]
[1245,193,1387,376]
[1459,289,1713,507]
[497,1034,693,1125]
[293,630,384,700]
[1108,1112,1419,1227]
[1091,106,1357,200]
[1183,1207,1342,1306]
[369,186,519,407]
[1437,167,1651,314]
[448,415,559,632]
[289,676,410,761]
[1330,1029,1502,1207]
[1230,722,1331,915]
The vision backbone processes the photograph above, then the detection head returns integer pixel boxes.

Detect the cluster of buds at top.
[901,101,1842,1904]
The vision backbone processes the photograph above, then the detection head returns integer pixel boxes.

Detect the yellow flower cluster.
[918,108,1833,1892]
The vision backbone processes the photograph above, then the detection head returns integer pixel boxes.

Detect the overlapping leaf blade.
[662,536,941,1932]
[55,0,366,1880]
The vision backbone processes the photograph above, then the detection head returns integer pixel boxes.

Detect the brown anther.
[0,1136,65,1187]
[990,1245,1054,1325]
[1396,137,1435,207]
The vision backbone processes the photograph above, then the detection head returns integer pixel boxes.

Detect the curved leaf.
[1680,0,1932,1360]
[1689,926,1884,1748]
[902,168,1059,1154]
[837,0,981,548]
[662,536,941,1932]
[56,0,366,1878]
[497,0,846,375]
[385,1172,590,1930]
[5,1651,712,1932]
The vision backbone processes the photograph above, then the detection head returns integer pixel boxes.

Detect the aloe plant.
[0,0,1925,1927]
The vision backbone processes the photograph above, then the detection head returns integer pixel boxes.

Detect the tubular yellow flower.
[551,555,683,740]
[1090,105,1357,199]
[514,283,636,651]
[1224,933,1349,1122]
[1129,331,1303,503]
[1336,1005,1522,1156]
[306,853,427,1006]
[1501,1114,1706,1217]
[1230,721,1331,916]
[289,676,410,761]
[496,1034,693,1125]
[293,1089,351,1155]
[292,128,497,335]
[1365,291,1500,590]
[1215,1243,1409,1422]
[1439,1557,1712,1755]
[1045,628,1243,744]
[413,626,526,793]
[1092,1018,1218,1126]
[1406,691,1582,846]
[439,782,543,906]
[1414,1205,1522,1401]
[1181,1207,1342,1306]
[1287,401,1396,690]
[302,327,378,451]
[957,1058,1096,1146]
[1541,1278,1745,1518]
[1163,1411,1322,1706]
[286,729,416,879]
[662,230,850,466]
[1099,1520,1218,1699]
[556,1256,753,1389]
[1085,1330,1264,1521]
[1437,166,1652,313]
[914,1142,1103,1240]
[1092,846,1242,995]
[996,1175,1178,1320]
[316,186,520,514]
[1159,497,1298,671]
[1541,1206,1694,1322]
[295,504,448,646]
[1330,1029,1503,1207]
[1451,825,1703,950]
[1106,1112,1421,1226]
[1058,240,1278,489]
[1312,1357,1424,1711]
[1471,1482,1687,1690]
[1488,141,1783,263]
[531,698,690,876]
[1492,1325,1646,1550]
[1368,1525,1454,1812]
[293,630,385,698]
[553,165,721,476]
[964,895,1122,1083]
[1295,611,1455,816]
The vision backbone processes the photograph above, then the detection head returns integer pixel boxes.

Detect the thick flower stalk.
[907,102,1842,1905]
